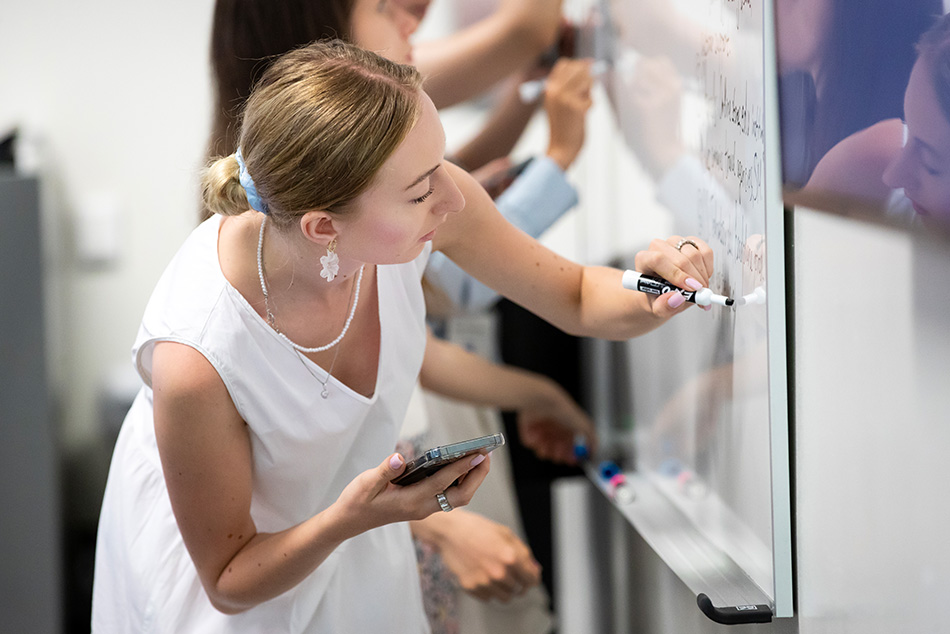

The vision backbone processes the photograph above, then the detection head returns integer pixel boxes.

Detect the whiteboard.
[570,0,792,618]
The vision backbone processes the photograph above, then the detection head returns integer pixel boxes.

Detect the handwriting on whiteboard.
[692,0,765,276]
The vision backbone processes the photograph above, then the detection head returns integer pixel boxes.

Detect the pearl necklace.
[256,216,364,354]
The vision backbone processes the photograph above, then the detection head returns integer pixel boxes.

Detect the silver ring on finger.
[675,238,699,252]
[436,491,453,513]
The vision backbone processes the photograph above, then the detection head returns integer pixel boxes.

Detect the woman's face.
[335,91,465,265]
[350,0,418,64]
[883,58,950,222]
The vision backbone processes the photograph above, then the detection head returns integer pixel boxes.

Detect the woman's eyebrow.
[405,164,440,190]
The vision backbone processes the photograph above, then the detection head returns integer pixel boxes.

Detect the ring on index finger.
[675,238,699,252]
[436,491,453,513]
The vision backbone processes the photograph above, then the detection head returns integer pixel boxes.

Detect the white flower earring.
[320,239,340,282]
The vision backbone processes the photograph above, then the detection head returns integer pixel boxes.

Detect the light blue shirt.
[426,155,578,313]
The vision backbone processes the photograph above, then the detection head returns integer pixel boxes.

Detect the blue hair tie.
[235,147,268,214]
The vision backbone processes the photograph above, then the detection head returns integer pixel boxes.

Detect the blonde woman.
[92,40,713,632]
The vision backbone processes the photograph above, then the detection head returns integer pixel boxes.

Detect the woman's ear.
[299,210,337,247]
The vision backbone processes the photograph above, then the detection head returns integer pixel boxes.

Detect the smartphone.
[391,433,505,486]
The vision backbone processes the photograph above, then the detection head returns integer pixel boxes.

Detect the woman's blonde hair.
[201,39,424,228]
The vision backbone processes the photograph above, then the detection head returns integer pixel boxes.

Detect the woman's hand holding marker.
[631,235,717,315]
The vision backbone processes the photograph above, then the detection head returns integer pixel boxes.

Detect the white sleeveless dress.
[92,216,431,633]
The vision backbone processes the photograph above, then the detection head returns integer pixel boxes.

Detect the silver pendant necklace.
[296,344,342,399]
[256,216,363,398]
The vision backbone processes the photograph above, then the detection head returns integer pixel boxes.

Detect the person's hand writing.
[633,235,715,317]
[544,58,595,171]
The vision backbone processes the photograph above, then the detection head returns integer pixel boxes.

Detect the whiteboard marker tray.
[585,467,774,623]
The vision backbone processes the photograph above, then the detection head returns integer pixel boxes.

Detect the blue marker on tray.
[599,460,621,480]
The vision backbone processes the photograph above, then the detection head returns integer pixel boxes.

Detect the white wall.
[792,210,950,633]
[1,2,215,451]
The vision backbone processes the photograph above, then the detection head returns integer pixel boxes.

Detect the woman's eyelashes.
[412,186,434,204]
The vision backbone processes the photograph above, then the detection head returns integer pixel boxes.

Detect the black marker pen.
[621,270,735,307]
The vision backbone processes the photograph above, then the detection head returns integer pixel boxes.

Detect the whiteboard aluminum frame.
[762,0,794,618]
